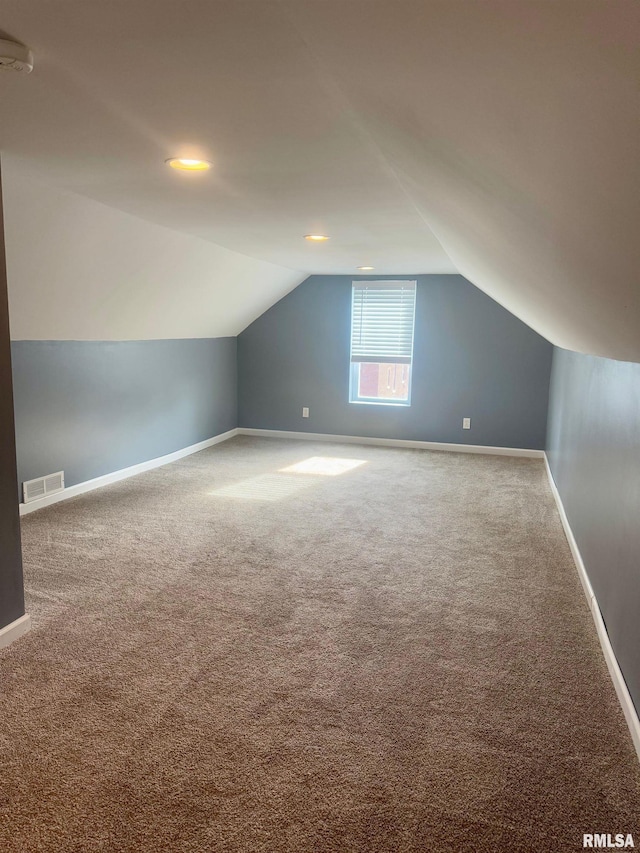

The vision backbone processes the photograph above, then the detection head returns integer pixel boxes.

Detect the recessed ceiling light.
[166,158,212,171]
[304,234,330,242]
[357,266,375,271]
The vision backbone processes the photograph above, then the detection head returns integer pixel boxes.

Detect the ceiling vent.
[0,39,34,74]
[23,471,64,504]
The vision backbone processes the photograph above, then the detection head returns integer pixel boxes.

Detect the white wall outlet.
[302,407,310,418]
[463,417,471,429]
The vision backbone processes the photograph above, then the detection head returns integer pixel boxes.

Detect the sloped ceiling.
[0,1,639,358]
[2,165,302,340]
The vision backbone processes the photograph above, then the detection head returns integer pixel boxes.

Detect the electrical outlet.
[463,417,471,429]
[302,407,310,418]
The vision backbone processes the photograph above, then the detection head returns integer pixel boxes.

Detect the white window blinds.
[350,281,417,364]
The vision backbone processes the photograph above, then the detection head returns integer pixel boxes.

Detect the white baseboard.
[19,428,239,516]
[237,428,544,458]
[0,613,32,650]
[544,453,640,761]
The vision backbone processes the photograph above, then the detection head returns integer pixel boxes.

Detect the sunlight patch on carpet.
[279,456,368,476]
[210,473,318,501]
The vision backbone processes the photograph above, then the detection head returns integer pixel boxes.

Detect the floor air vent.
[23,471,65,503]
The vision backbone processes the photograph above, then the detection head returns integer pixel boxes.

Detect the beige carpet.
[0,436,638,852]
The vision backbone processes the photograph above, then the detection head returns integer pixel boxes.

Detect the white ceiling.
[1,1,639,357]
[3,165,302,340]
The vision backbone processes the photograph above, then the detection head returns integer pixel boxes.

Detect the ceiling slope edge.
[1,160,304,341]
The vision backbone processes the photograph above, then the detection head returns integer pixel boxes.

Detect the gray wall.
[0,166,25,629]
[238,275,553,449]
[12,337,237,492]
[547,347,640,714]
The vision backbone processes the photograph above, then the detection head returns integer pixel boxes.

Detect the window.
[349,280,416,405]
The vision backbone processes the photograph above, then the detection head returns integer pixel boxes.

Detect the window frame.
[348,280,417,407]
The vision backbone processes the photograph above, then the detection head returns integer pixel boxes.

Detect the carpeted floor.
[0,436,638,852]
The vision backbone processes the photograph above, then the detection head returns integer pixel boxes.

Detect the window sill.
[349,400,411,408]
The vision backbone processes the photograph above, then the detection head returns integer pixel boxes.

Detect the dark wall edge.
[0,160,26,629]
